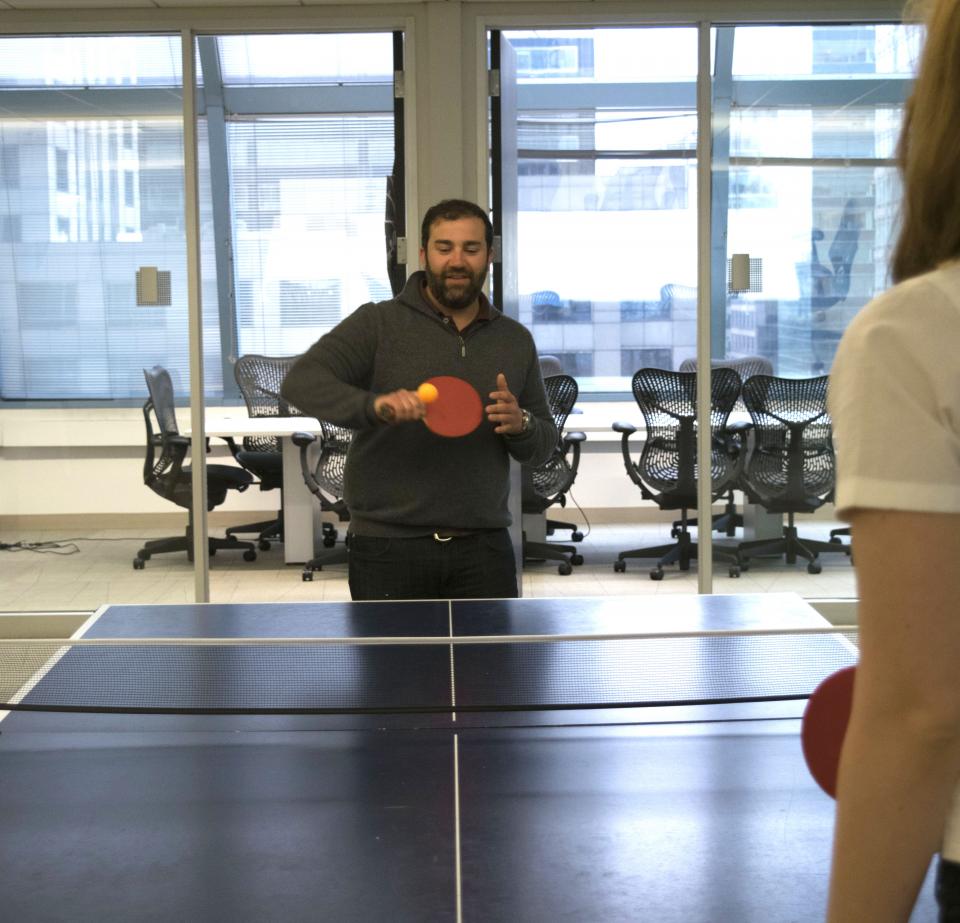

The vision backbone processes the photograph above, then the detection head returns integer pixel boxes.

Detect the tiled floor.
[0,515,857,613]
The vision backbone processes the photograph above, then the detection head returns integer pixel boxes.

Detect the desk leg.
[281,437,320,565]
[743,502,783,542]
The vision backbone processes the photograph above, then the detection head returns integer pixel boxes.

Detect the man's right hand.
[374,390,427,425]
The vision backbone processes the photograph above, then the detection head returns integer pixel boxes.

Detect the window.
[0,214,21,242]
[0,144,19,188]
[551,351,593,377]
[501,25,918,392]
[510,37,594,78]
[621,348,673,375]
[278,280,342,327]
[227,112,395,355]
[721,23,918,375]
[55,148,69,191]
[0,32,397,400]
[17,282,77,329]
[505,28,699,393]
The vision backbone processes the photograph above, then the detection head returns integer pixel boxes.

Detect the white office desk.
[196,416,324,565]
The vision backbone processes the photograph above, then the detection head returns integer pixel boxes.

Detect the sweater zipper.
[441,315,467,358]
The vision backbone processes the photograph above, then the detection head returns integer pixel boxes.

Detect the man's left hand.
[486,372,523,435]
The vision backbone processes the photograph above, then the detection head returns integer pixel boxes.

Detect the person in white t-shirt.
[826,2,960,920]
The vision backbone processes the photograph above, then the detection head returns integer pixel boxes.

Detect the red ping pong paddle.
[421,375,483,438]
[801,665,856,798]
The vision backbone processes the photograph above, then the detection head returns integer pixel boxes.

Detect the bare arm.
[827,509,960,922]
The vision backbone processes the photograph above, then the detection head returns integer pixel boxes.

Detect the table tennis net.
[0,628,858,715]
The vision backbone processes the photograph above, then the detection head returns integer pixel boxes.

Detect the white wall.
[0,403,647,518]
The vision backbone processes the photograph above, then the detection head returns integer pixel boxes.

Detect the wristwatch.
[518,409,532,434]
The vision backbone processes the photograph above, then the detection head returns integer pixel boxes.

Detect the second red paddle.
[420,375,483,438]
[801,665,857,798]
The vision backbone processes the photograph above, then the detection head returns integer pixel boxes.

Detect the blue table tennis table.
[0,594,938,922]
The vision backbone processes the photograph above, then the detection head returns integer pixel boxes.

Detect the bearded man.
[282,199,556,600]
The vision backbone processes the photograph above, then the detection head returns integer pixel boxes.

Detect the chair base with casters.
[829,525,852,557]
[737,513,848,574]
[672,491,742,538]
[522,528,584,576]
[545,508,585,543]
[301,536,350,581]
[226,510,282,551]
[220,445,284,551]
[613,507,741,581]
[133,468,258,569]
[134,522,257,569]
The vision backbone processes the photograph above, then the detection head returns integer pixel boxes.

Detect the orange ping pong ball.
[417,382,439,404]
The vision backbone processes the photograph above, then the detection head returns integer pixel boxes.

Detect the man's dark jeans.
[347,529,518,601]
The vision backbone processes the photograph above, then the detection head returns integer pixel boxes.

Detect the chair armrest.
[291,431,317,449]
[611,422,647,492]
[291,431,322,499]
[717,421,751,460]
[219,435,242,461]
[561,430,586,476]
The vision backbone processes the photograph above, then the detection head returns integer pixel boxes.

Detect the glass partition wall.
[498,23,917,600]
[0,31,399,612]
[0,34,195,614]
[194,32,398,605]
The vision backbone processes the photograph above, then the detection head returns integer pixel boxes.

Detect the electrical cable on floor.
[0,540,81,555]
[0,537,153,555]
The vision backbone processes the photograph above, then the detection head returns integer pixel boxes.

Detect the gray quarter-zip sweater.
[281,271,558,537]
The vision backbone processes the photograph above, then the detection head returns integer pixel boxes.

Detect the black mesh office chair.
[675,355,774,537]
[612,368,743,580]
[736,374,847,574]
[134,366,257,569]
[537,355,584,542]
[522,373,586,575]
[224,354,301,551]
[293,421,353,581]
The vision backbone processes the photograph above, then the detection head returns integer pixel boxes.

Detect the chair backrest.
[740,374,834,507]
[141,365,187,500]
[143,364,179,438]
[233,354,302,454]
[524,374,580,508]
[543,373,578,432]
[314,420,354,501]
[631,367,741,502]
[678,355,774,380]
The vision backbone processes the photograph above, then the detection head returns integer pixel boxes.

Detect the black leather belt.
[432,528,487,542]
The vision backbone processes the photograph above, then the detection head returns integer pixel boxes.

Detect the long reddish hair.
[891,0,960,282]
